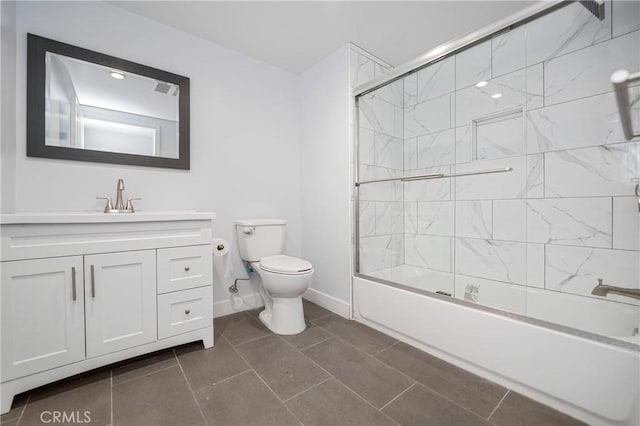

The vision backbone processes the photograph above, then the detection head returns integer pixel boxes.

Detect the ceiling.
[110,1,536,75]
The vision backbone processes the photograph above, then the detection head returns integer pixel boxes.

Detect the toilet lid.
[260,255,313,275]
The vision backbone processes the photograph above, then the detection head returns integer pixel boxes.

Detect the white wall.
[299,45,352,315]
[1,0,17,213]
[8,1,302,311]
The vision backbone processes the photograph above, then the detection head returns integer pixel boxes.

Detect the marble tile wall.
[353,47,405,273]
[357,1,640,322]
[399,0,640,313]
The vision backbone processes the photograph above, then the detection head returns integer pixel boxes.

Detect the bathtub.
[367,265,640,345]
[353,275,640,425]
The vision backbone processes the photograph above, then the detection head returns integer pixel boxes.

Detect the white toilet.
[235,219,314,335]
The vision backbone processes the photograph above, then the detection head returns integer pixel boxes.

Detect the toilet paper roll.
[212,238,232,284]
[213,238,230,256]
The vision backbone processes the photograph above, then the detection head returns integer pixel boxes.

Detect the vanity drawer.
[158,287,212,339]
[157,245,212,293]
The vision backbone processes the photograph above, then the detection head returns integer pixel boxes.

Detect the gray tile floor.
[1,300,585,426]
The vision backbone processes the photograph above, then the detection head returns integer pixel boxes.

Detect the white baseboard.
[214,288,350,320]
[213,293,264,318]
[303,287,350,319]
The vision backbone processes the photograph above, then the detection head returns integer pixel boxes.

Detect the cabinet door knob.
[185,309,191,315]
[184,266,190,272]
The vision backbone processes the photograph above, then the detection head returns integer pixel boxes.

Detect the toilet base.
[259,295,306,335]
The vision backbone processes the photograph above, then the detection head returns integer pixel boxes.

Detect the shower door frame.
[351,0,639,352]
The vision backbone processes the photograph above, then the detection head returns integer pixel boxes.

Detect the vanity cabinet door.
[1,256,85,381]
[84,250,157,358]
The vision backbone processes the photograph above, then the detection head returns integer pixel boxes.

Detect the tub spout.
[591,278,640,300]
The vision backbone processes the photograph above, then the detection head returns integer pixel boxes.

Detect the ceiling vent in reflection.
[153,81,179,96]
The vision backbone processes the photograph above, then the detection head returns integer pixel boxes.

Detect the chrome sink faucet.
[97,179,141,213]
[115,178,125,211]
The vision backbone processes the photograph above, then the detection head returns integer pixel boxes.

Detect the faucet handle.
[96,197,113,213]
[125,197,141,213]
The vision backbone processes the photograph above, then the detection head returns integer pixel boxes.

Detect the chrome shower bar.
[355,167,512,186]
[611,69,640,141]
[352,1,564,98]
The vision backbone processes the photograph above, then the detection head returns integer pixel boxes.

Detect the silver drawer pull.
[71,266,77,301]
[185,309,191,315]
[184,266,190,272]
[90,265,96,298]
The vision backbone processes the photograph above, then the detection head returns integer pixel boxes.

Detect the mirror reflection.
[45,52,179,159]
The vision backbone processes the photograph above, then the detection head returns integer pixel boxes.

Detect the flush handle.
[243,227,254,235]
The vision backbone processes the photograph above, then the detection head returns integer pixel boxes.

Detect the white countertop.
[0,211,216,224]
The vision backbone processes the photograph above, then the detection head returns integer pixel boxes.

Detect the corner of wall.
[1,0,17,213]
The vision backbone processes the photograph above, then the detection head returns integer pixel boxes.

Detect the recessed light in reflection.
[491,93,502,99]
[110,71,125,80]
[476,81,488,88]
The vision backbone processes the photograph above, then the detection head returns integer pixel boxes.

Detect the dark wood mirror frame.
[27,33,190,170]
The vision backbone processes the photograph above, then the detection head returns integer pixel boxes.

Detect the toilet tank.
[235,218,287,262]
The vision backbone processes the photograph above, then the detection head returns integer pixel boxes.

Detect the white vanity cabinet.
[0,212,215,414]
[84,250,158,358]
[1,256,85,381]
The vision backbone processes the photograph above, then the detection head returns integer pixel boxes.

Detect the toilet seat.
[259,255,313,275]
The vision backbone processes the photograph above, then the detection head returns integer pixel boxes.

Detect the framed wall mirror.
[27,34,190,169]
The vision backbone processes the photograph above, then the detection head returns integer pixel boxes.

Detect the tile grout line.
[372,342,505,424]
[224,333,306,426]
[230,332,274,347]
[282,377,333,403]
[371,340,401,357]
[230,335,293,404]
[13,393,31,426]
[277,335,400,426]
[110,363,179,387]
[296,335,335,352]
[304,325,419,388]
[109,370,113,426]
[308,311,336,323]
[172,348,210,426]
[192,368,253,392]
[487,389,510,421]
[379,382,417,411]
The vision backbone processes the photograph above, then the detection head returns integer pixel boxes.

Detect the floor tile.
[303,337,414,408]
[314,314,397,355]
[0,393,28,423]
[302,299,332,320]
[382,383,489,426]
[112,365,205,426]
[194,371,299,426]
[489,391,585,426]
[111,348,177,385]
[286,378,395,426]
[376,342,506,418]
[0,418,18,426]
[236,335,329,400]
[215,312,271,345]
[175,337,250,391]
[281,321,331,350]
[20,370,111,426]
